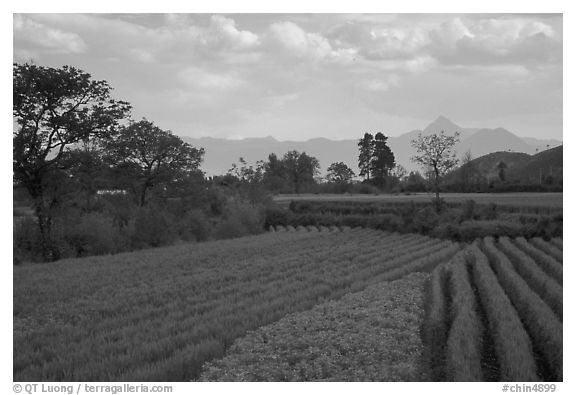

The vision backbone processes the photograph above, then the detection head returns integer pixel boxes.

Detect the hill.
[509,145,563,183]
[448,145,563,185]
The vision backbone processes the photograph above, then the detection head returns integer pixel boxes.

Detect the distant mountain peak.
[423,116,461,135]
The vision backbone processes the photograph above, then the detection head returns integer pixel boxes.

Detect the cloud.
[129,48,155,63]
[178,67,245,90]
[360,75,400,92]
[429,17,561,65]
[13,14,87,54]
[268,21,356,63]
[209,15,260,50]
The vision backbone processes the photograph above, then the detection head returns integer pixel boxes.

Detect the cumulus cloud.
[428,17,560,65]
[209,15,260,50]
[13,14,87,54]
[268,21,356,63]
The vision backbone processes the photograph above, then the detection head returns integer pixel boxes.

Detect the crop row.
[423,237,562,381]
[14,229,460,381]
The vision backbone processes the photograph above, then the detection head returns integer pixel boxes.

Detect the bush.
[177,209,211,242]
[366,214,404,232]
[13,217,43,264]
[62,212,128,257]
[131,207,177,249]
[214,202,265,240]
[264,207,289,228]
[413,207,440,234]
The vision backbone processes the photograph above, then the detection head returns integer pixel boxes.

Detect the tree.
[410,131,460,207]
[281,151,320,194]
[105,119,205,206]
[13,63,131,260]
[228,157,265,184]
[227,157,267,204]
[262,153,287,192]
[326,162,356,183]
[370,132,395,187]
[496,161,507,182]
[390,164,407,180]
[459,150,478,192]
[357,133,374,180]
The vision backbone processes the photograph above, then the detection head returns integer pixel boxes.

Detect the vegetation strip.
[445,252,484,381]
[529,237,563,264]
[467,244,540,381]
[480,237,562,381]
[513,238,562,285]
[422,265,449,381]
[199,273,429,381]
[497,237,562,320]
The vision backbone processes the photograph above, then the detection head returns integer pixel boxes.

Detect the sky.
[13,13,563,141]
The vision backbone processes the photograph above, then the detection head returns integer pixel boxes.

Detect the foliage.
[357,133,374,180]
[411,131,460,204]
[104,118,205,206]
[13,62,131,261]
[370,132,396,187]
[326,162,355,184]
[273,199,561,242]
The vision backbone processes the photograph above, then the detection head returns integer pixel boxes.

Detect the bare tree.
[411,131,460,208]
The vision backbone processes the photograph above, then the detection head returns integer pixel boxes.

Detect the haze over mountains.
[181,116,562,177]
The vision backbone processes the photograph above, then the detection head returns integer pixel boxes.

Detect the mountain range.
[181,116,562,176]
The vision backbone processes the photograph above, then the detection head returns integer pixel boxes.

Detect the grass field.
[14,228,460,381]
[274,192,563,208]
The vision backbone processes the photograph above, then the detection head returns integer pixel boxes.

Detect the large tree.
[280,151,320,194]
[411,131,460,207]
[357,133,374,180]
[13,63,131,260]
[326,162,356,184]
[105,119,205,206]
[370,132,395,187]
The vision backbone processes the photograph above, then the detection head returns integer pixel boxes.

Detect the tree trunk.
[33,194,60,262]
[139,184,149,206]
[434,166,441,212]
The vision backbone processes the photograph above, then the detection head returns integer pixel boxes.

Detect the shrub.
[132,207,177,249]
[177,209,211,242]
[413,207,440,234]
[62,212,127,257]
[13,217,43,264]
[264,207,288,228]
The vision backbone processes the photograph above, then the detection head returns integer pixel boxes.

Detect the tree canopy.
[13,62,131,260]
[411,130,460,204]
[104,118,205,206]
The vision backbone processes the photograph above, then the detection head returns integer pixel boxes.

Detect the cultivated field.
[275,192,563,209]
[14,228,460,381]
[424,237,562,381]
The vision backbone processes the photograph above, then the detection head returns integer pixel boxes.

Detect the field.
[13,220,563,381]
[275,192,563,209]
[423,237,562,381]
[14,228,460,381]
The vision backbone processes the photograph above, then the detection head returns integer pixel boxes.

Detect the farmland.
[14,228,460,381]
[275,192,563,209]
[423,237,562,381]
[13,227,563,381]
